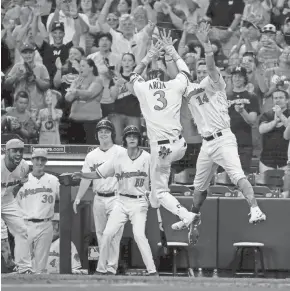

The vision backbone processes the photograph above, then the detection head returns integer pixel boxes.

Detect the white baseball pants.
[93,195,123,274]
[150,136,193,221]
[28,220,53,273]
[194,128,246,191]
[1,199,32,272]
[97,196,156,274]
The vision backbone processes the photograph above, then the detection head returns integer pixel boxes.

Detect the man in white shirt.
[46,0,89,51]
[98,0,155,63]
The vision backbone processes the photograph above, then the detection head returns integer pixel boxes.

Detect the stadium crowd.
[1,0,290,274]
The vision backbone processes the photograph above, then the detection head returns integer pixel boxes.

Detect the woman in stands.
[109,52,142,145]
[65,58,103,144]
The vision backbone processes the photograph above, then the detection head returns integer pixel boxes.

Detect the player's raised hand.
[73,199,80,214]
[159,29,178,55]
[147,39,164,59]
[195,21,211,44]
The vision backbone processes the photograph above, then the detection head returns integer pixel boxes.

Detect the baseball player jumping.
[172,22,266,243]
[1,139,32,274]
[128,35,198,241]
[73,126,157,276]
[73,119,125,275]
[17,148,60,273]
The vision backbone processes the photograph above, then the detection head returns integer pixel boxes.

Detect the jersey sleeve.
[172,72,190,94]
[82,153,94,172]
[129,72,145,96]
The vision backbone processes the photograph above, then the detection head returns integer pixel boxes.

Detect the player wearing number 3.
[172,22,266,241]
[17,149,60,273]
[128,31,198,244]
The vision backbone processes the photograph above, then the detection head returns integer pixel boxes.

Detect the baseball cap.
[262,24,276,34]
[231,66,247,76]
[31,148,48,159]
[6,139,24,150]
[20,43,35,53]
[51,21,65,33]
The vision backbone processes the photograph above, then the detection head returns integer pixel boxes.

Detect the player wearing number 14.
[17,148,60,273]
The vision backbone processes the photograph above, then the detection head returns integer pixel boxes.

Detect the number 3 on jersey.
[154,90,167,111]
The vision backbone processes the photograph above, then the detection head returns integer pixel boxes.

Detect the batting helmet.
[122,125,142,147]
[95,119,116,143]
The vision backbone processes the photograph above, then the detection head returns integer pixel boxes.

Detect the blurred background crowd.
[1,0,290,174]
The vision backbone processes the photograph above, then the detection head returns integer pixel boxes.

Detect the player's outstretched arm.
[72,171,102,180]
[195,22,219,82]
[160,29,190,74]
[133,40,164,76]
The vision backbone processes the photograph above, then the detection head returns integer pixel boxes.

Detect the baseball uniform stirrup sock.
[191,205,200,214]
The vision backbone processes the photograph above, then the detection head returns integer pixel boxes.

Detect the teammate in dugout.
[128,32,199,245]
[1,139,33,274]
[16,148,60,273]
[73,126,157,276]
[171,22,266,238]
[73,119,124,275]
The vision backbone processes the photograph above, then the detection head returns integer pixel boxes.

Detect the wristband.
[205,52,214,56]
[141,55,150,66]
[203,41,212,52]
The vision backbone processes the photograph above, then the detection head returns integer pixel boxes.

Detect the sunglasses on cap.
[107,17,118,22]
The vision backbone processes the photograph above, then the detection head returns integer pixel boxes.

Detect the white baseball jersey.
[82,145,126,193]
[46,239,81,273]
[186,74,230,137]
[96,150,150,196]
[130,72,189,141]
[17,173,60,220]
[1,155,30,204]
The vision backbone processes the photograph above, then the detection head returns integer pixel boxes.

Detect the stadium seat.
[169,168,195,195]
[252,186,279,198]
[254,169,284,189]
[157,242,194,277]
[214,171,235,187]
[208,185,238,197]
[232,242,265,278]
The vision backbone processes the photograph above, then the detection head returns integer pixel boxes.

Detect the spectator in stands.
[259,89,290,172]
[79,0,101,55]
[132,4,150,33]
[2,91,38,143]
[260,46,290,112]
[65,58,103,144]
[242,0,271,28]
[228,66,260,173]
[87,32,120,118]
[106,13,119,31]
[117,0,131,16]
[46,213,81,274]
[257,24,282,70]
[278,16,290,48]
[109,53,141,144]
[5,43,50,111]
[230,19,261,58]
[283,117,290,198]
[53,46,85,127]
[154,0,185,45]
[206,0,244,28]
[35,18,81,85]
[46,0,89,51]
[272,0,290,29]
[98,0,155,63]
[36,89,62,145]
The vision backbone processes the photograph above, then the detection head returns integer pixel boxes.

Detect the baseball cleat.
[171,212,201,231]
[249,206,266,224]
[146,271,159,276]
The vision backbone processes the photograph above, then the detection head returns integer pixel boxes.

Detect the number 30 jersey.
[185,74,230,137]
[17,173,60,220]
[130,72,189,141]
